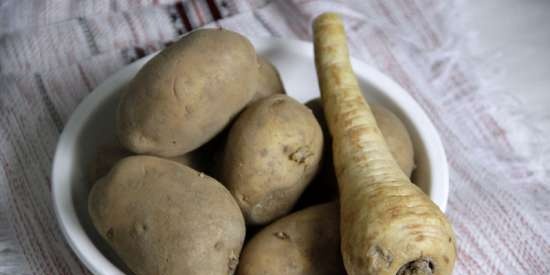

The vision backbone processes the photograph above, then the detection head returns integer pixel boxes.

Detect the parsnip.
[313,13,456,275]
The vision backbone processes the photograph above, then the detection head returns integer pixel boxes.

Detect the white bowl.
[52,37,449,275]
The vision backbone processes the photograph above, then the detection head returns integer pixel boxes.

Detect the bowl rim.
[52,37,449,275]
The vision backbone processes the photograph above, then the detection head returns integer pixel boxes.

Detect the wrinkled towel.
[0,0,549,274]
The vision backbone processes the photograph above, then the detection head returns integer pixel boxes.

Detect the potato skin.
[221,95,323,225]
[117,29,258,157]
[88,144,207,183]
[237,202,345,275]
[250,56,285,103]
[88,156,245,275]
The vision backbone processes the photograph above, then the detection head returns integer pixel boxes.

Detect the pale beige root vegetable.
[250,56,286,103]
[237,202,345,275]
[307,98,415,177]
[221,95,323,225]
[313,13,456,275]
[117,29,258,157]
[296,99,415,210]
[88,156,245,275]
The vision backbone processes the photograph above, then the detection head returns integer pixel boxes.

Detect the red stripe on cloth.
[448,73,514,151]
[401,0,439,46]
[452,156,549,247]
[450,205,505,275]
[190,0,206,25]
[175,2,192,31]
[451,160,548,273]
[455,244,485,274]
[369,28,440,120]
[387,0,438,49]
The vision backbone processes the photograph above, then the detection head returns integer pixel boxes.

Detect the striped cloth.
[0,0,548,274]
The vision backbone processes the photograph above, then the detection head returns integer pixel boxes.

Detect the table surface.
[464,0,550,133]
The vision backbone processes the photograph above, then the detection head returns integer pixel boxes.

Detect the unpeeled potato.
[117,29,258,157]
[237,202,345,275]
[371,105,415,176]
[250,56,285,103]
[221,95,323,225]
[88,156,245,275]
[88,144,207,183]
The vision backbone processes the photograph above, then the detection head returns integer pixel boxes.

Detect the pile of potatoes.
[88,29,415,275]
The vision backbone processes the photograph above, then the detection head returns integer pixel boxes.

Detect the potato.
[117,29,258,157]
[250,56,285,102]
[88,156,245,275]
[88,144,207,183]
[237,202,345,275]
[371,105,415,177]
[221,95,323,225]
